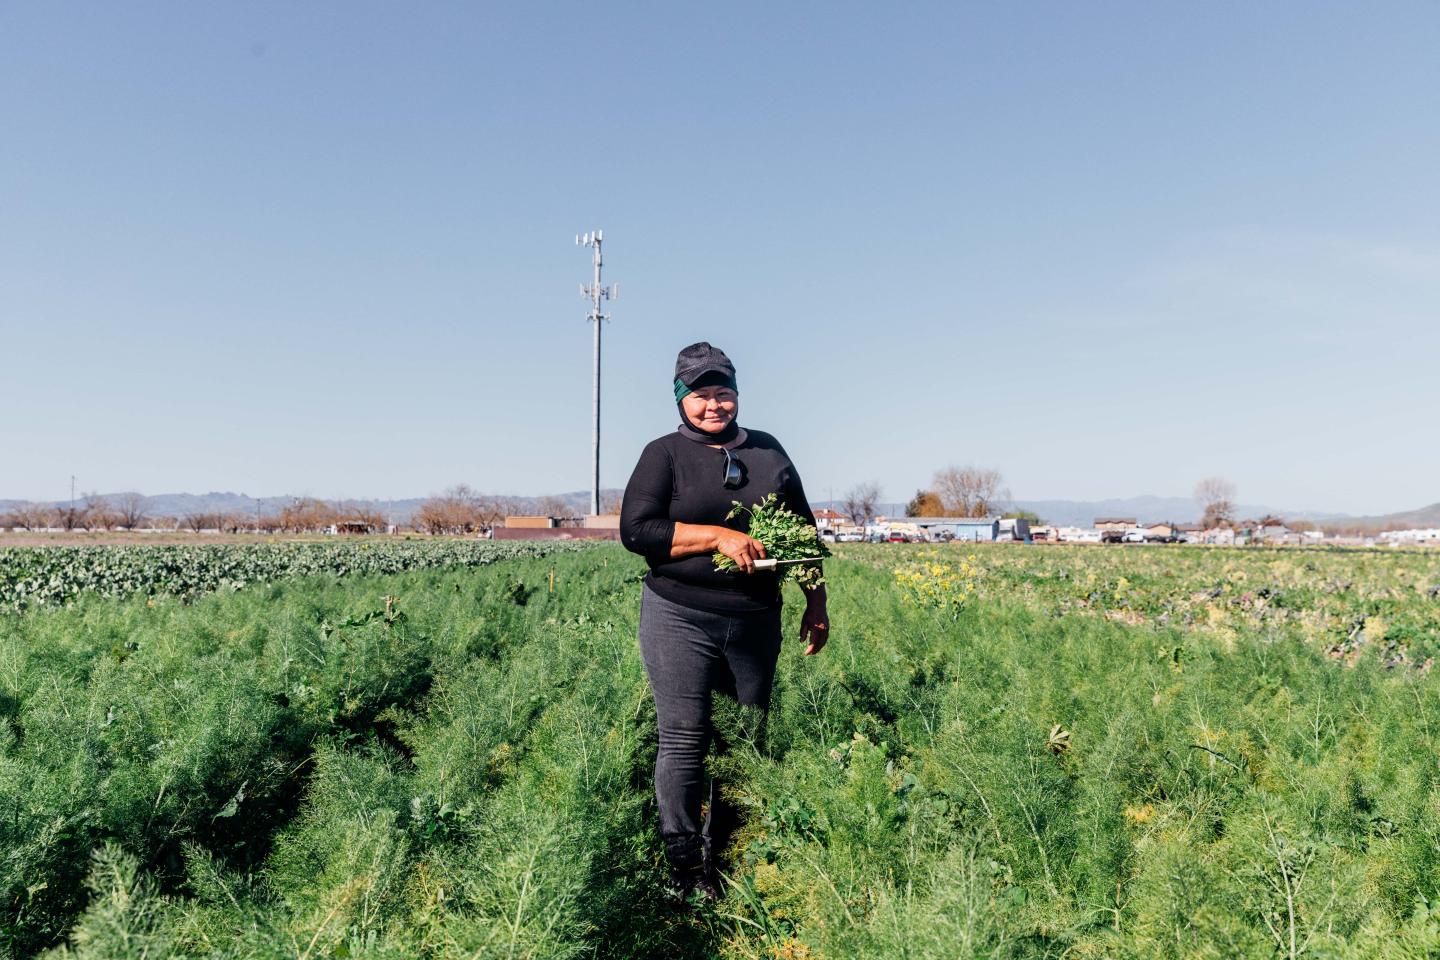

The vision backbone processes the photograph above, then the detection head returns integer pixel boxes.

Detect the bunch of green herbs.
[713,493,829,588]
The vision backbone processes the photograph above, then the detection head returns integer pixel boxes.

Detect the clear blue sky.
[3,2,1437,515]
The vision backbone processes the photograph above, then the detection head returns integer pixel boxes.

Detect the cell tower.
[576,230,616,516]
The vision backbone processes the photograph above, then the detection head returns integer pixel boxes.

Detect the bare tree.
[842,482,882,530]
[331,500,389,532]
[55,496,93,531]
[1195,477,1236,529]
[355,505,391,530]
[415,485,486,535]
[76,492,118,530]
[81,494,115,531]
[214,513,245,534]
[599,491,624,516]
[932,466,1008,518]
[415,501,451,535]
[537,495,571,518]
[277,498,337,532]
[7,503,50,531]
[183,512,210,533]
[478,496,517,531]
[112,492,149,530]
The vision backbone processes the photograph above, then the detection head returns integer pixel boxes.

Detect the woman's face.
[681,385,738,434]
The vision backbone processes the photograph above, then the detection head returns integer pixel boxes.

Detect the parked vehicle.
[1123,530,1147,543]
[994,518,1033,544]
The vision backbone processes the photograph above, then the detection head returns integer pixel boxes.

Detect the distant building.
[330,521,376,535]
[506,515,557,529]
[1251,523,1292,544]
[812,508,850,531]
[1379,528,1440,547]
[1094,518,1138,532]
[1145,523,1174,538]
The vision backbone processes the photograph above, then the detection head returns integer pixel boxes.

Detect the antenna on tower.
[577,229,616,517]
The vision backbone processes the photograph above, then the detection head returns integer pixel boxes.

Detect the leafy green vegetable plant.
[0,540,588,612]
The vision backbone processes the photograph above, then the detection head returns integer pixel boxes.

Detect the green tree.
[906,490,946,517]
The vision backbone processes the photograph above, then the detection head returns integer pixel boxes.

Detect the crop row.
[877,543,1440,668]
[0,540,592,612]
[1,550,656,957]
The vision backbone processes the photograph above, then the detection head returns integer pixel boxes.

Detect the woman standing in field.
[620,341,830,904]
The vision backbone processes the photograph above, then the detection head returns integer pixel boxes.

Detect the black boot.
[664,835,720,906]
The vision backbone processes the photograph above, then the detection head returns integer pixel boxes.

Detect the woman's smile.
[681,386,738,433]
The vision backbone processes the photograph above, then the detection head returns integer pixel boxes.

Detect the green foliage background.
[2,542,1440,958]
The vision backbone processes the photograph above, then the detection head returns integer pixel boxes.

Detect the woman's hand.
[668,522,765,569]
[712,527,766,573]
[800,587,829,656]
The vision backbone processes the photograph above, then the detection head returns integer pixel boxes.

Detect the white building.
[1379,528,1440,547]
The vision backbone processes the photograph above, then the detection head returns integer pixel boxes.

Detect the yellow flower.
[1123,804,1155,824]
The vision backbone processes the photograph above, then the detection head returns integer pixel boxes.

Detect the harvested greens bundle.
[713,493,830,588]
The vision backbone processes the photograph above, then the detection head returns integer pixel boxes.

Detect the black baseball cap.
[673,342,737,399]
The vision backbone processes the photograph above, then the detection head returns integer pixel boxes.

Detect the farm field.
[0,540,590,612]
[3,542,1440,959]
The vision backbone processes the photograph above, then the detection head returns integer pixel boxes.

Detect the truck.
[994,517,1033,543]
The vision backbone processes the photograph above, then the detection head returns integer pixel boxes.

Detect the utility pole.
[576,230,617,516]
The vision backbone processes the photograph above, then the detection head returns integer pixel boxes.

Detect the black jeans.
[638,583,782,864]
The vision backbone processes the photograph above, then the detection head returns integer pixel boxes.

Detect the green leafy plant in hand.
[714,493,829,587]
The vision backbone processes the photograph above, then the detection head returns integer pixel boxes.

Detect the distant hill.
[1319,502,1440,534]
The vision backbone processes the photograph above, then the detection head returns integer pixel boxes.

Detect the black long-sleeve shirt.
[620,428,819,613]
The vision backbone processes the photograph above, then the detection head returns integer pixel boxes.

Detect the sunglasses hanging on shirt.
[723,447,744,489]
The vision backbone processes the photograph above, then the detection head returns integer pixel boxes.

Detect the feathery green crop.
[5,542,1440,958]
